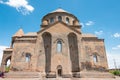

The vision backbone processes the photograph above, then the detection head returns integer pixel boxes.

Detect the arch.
[50,17,54,23]
[93,54,98,63]
[54,38,64,43]
[57,65,62,77]
[42,20,48,25]
[68,33,80,72]
[4,56,11,65]
[73,20,75,25]
[58,16,62,22]
[25,53,31,62]
[42,32,52,73]
[73,20,79,25]
[3,55,11,72]
[66,17,70,24]
[57,41,62,53]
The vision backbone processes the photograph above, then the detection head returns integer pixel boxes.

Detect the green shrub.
[112,70,120,76]
[5,66,10,72]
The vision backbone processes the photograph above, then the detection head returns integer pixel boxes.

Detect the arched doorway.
[5,57,11,72]
[57,65,62,77]
[3,56,11,72]
[1,51,12,72]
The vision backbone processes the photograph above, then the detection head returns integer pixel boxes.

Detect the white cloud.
[85,21,94,26]
[95,30,103,35]
[0,0,34,15]
[0,0,3,3]
[0,46,8,66]
[113,33,120,38]
[81,21,95,28]
[107,52,120,69]
[80,23,85,28]
[112,45,120,50]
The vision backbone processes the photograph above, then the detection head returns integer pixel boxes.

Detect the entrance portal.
[58,68,62,76]
[57,65,62,77]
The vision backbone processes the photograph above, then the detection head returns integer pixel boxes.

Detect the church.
[1,8,108,78]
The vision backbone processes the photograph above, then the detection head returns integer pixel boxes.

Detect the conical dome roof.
[13,28,24,37]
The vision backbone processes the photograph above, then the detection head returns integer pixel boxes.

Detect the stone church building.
[1,8,108,77]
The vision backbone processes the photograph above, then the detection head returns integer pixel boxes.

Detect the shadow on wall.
[68,33,80,72]
[42,32,52,73]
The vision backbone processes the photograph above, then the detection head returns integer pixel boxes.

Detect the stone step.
[4,72,40,78]
[4,71,115,78]
[80,71,115,78]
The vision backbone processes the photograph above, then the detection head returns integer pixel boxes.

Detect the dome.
[51,8,69,13]
[42,8,79,26]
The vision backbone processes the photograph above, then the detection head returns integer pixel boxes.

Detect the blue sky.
[0,0,120,69]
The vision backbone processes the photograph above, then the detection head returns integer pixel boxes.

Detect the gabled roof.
[82,34,97,37]
[13,28,24,37]
[38,21,81,34]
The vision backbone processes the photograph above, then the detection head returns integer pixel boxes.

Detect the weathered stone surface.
[1,8,108,78]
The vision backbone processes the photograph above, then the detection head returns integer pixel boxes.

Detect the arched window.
[58,16,62,22]
[93,55,98,63]
[50,17,54,23]
[66,17,69,24]
[57,41,62,53]
[26,53,31,62]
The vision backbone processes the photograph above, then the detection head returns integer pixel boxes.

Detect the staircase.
[4,71,115,79]
[4,72,40,78]
[80,71,115,78]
